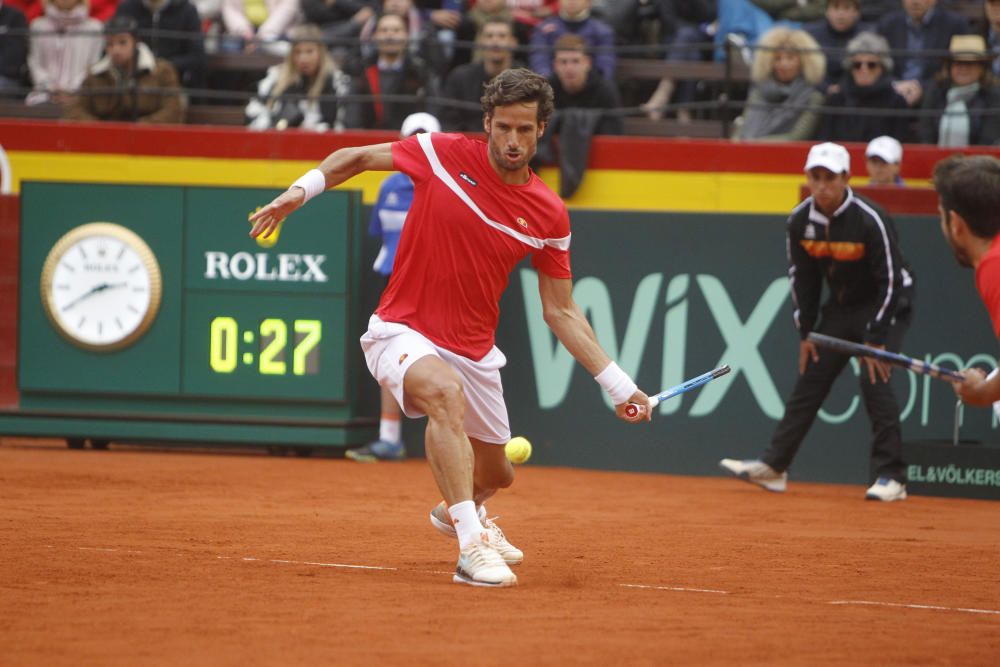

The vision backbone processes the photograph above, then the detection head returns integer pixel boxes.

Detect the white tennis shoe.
[453,537,518,588]
[719,458,788,492]
[864,477,907,502]
[430,502,524,565]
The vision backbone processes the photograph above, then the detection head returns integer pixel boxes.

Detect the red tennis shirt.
[376,132,572,360]
[976,235,1000,338]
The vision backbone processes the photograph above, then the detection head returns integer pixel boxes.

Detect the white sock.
[448,500,485,549]
[379,418,401,444]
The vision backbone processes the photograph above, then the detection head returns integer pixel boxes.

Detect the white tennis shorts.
[359,314,511,445]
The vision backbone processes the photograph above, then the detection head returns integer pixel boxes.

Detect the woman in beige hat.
[919,34,1000,147]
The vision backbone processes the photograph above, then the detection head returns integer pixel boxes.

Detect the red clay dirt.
[1,437,998,666]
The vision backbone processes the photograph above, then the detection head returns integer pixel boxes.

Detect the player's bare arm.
[536,273,651,422]
[249,142,395,239]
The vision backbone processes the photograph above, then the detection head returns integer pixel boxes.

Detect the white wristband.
[290,168,326,204]
[594,362,638,405]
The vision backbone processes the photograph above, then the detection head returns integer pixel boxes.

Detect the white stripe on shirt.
[416,133,571,251]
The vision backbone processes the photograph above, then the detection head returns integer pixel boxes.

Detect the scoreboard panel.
[7,182,375,448]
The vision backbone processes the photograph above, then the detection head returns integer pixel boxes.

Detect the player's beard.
[943,230,973,268]
[489,137,534,173]
[940,214,973,268]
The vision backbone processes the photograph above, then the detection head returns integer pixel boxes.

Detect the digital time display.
[209,317,322,376]
[182,292,347,401]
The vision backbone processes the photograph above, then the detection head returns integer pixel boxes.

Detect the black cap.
[104,16,139,37]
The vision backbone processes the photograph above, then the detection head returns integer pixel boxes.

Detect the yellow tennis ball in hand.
[249,207,285,248]
[505,436,532,464]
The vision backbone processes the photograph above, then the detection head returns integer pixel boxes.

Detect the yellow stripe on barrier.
[9,151,807,213]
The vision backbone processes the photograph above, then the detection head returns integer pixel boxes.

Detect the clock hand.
[60,281,127,312]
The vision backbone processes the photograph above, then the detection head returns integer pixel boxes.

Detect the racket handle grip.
[624,397,658,419]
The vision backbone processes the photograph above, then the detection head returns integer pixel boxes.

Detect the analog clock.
[40,222,163,352]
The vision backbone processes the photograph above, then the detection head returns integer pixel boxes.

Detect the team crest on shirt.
[387,192,399,206]
[804,224,816,239]
[516,217,528,228]
[459,172,478,187]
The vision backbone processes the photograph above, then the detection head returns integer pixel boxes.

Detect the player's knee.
[478,453,514,489]
[420,378,465,422]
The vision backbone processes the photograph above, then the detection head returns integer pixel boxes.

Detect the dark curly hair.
[933,154,1000,238]
[480,68,555,125]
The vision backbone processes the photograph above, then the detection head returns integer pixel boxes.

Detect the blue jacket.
[368,172,414,276]
[529,15,617,80]
[877,8,968,85]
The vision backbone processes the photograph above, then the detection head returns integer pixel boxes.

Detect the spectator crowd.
[0,0,997,148]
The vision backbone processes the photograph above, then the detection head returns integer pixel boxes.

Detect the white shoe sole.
[865,491,907,502]
[430,508,458,537]
[453,572,517,587]
[719,460,786,493]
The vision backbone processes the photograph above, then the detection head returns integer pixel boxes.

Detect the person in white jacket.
[244,23,350,131]
[26,0,103,105]
[222,0,300,54]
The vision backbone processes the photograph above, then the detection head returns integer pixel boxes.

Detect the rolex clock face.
[40,222,163,352]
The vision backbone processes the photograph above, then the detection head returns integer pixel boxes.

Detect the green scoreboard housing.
[2,182,376,450]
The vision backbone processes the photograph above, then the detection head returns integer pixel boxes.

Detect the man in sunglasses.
[815,31,912,143]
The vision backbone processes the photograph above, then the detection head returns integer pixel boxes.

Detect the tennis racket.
[624,365,732,419]
[806,332,963,381]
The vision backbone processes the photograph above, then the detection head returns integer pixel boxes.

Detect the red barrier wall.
[0,195,19,406]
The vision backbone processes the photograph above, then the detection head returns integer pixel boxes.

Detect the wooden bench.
[206,52,283,73]
[185,104,246,126]
[616,58,748,139]
[621,116,733,139]
[0,100,62,120]
[616,58,750,85]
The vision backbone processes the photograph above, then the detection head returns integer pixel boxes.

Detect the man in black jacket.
[442,17,520,132]
[877,0,968,106]
[346,12,435,130]
[805,0,870,93]
[0,0,28,96]
[721,142,914,502]
[548,33,623,135]
[114,0,205,89]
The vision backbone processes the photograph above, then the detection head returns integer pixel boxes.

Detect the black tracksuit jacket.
[786,188,913,346]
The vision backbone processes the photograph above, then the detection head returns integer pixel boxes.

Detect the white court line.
[220,555,453,576]
[77,547,144,554]
[621,584,729,594]
[69,547,999,618]
[829,600,1000,616]
[218,555,396,571]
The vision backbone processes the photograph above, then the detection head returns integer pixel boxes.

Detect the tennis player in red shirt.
[934,154,1000,407]
[250,68,651,588]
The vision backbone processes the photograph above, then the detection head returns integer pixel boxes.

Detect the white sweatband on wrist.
[290,168,326,204]
[594,362,638,405]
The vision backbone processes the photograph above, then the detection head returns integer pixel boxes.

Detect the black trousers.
[761,292,913,483]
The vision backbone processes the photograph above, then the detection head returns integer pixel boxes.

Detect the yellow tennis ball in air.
[505,436,532,464]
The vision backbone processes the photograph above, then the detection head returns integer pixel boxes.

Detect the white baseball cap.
[804,142,851,174]
[865,135,903,164]
[400,112,441,138]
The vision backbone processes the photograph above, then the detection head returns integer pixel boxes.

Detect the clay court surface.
[2,438,998,666]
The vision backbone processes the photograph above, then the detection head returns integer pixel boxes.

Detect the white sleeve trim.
[855,199,895,325]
